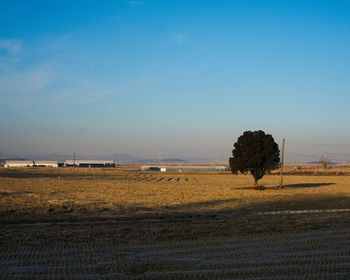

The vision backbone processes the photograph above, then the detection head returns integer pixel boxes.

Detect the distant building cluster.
[4,160,116,168]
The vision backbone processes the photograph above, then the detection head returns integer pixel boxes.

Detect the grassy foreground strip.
[1,212,350,246]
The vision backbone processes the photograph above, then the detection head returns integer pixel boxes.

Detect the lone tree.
[320,155,331,170]
[229,130,280,187]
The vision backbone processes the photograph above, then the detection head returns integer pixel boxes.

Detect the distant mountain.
[182,156,214,163]
[114,153,148,163]
[158,158,188,163]
[115,154,189,163]
[307,161,340,165]
[0,154,215,164]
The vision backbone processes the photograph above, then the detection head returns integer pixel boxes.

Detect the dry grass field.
[1,166,350,279]
[0,166,350,222]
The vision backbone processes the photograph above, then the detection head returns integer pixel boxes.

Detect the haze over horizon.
[1,0,350,163]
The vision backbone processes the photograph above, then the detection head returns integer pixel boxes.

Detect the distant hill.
[307,161,340,165]
[114,153,146,163]
[158,158,188,163]
[0,154,213,164]
[113,154,215,163]
[115,154,189,163]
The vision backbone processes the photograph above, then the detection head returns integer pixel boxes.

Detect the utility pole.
[279,138,285,189]
[114,153,118,168]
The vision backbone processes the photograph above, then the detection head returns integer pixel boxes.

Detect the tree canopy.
[229,130,280,187]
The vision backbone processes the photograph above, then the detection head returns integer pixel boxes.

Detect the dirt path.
[1,219,350,279]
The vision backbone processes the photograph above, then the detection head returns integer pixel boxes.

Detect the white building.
[4,160,58,168]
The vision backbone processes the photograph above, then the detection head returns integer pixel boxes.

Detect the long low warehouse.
[63,160,116,168]
[3,160,116,168]
[4,160,58,168]
[141,165,228,172]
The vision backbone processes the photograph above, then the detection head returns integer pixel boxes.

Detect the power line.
[286,152,350,158]
[286,152,350,160]
[288,140,350,147]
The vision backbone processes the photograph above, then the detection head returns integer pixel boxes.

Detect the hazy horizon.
[1,0,350,163]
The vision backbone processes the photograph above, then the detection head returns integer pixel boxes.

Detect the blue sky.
[1,0,350,162]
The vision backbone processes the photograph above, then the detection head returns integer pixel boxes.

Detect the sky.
[1,0,350,162]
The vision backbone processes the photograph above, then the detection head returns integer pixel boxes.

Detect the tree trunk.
[253,176,258,187]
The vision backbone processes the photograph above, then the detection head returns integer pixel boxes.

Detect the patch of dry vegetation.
[0,167,349,222]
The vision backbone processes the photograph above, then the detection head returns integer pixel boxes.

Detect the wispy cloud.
[0,39,22,55]
[0,63,56,94]
[0,34,145,110]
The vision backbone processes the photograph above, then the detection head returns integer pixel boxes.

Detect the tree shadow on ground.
[114,193,350,219]
[237,182,335,190]
[283,182,335,188]
[238,194,350,213]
